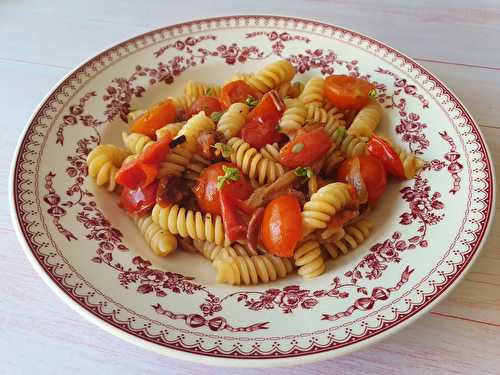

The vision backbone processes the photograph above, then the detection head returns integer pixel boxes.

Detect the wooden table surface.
[1,1,499,374]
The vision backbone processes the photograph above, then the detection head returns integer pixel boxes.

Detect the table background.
[1,1,499,374]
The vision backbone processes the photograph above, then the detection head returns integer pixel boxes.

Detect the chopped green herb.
[217,165,240,190]
[211,111,223,122]
[205,87,212,95]
[334,126,347,140]
[294,166,314,180]
[212,142,233,158]
[292,143,304,154]
[368,88,377,98]
[245,96,259,108]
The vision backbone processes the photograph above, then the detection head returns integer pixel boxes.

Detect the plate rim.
[9,14,496,367]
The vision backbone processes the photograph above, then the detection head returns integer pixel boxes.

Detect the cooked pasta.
[247,60,296,93]
[322,219,373,259]
[87,60,423,286]
[155,121,184,139]
[302,182,352,232]
[278,99,307,137]
[226,137,285,184]
[276,81,304,98]
[294,241,326,279]
[299,77,324,107]
[176,111,216,153]
[86,144,128,191]
[347,99,382,138]
[216,103,250,140]
[134,215,177,256]
[122,132,154,154]
[214,255,294,285]
[193,240,249,262]
[184,80,221,98]
[152,203,226,246]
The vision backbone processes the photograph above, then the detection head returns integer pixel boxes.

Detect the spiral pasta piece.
[329,131,368,158]
[247,60,296,93]
[322,219,373,259]
[307,173,319,195]
[152,203,226,246]
[226,137,285,184]
[86,144,128,191]
[216,103,250,140]
[122,132,154,154]
[168,95,196,113]
[347,100,382,138]
[214,255,294,285]
[227,72,254,83]
[127,109,146,124]
[276,81,304,98]
[302,182,352,232]
[279,99,307,137]
[184,80,221,98]
[155,121,184,139]
[259,143,281,162]
[158,146,193,177]
[393,144,425,179]
[305,105,346,135]
[294,241,326,279]
[134,215,177,256]
[193,240,249,262]
[176,111,216,153]
[299,77,324,107]
[185,154,210,181]
[322,147,345,176]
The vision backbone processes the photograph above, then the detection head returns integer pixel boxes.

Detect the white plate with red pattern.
[10,16,495,366]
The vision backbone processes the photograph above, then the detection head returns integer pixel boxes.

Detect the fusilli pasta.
[155,121,184,139]
[193,240,249,262]
[294,241,326,279]
[152,203,226,246]
[393,144,425,179]
[247,60,296,93]
[176,111,216,153]
[299,77,324,107]
[323,219,373,259]
[278,99,307,137]
[122,132,154,154]
[169,95,196,113]
[260,143,281,162]
[347,99,382,138]
[184,80,221,98]
[216,103,249,140]
[134,215,177,256]
[276,81,304,98]
[302,182,352,232]
[86,144,128,191]
[158,146,193,177]
[214,255,294,285]
[226,137,285,184]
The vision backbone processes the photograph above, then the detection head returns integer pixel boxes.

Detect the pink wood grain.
[1,1,499,373]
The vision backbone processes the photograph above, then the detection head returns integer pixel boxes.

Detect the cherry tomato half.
[324,75,375,110]
[220,80,260,109]
[367,134,406,179]
[279,127,332,168]
[337,155,387,205]
[120,180,158,215]
[129,99,177,138]
[192,162,253,216]
[188,95,223,118]
[261,194,303,257]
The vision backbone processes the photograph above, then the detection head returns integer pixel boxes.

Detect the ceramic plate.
[10,16,495,366]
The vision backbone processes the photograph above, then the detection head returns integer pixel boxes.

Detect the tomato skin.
[279,127,332,168]
[188,96,222,117]
[240,90,285,149]
[261,194,303,257]
[324,75,375,110]
[115,135,173,190]
[120,181,158,215]
[337,155,387,205]
[129,99,177,138]
[220,80,260,109]
[193,162,253,216]
[367,134,406,179]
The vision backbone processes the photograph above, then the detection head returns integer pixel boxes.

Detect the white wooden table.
[1,1,499,373]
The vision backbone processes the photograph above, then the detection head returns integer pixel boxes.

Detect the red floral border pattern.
[12,16,494,360]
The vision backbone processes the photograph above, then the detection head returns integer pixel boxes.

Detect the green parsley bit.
[217,165,240,190]
[368,88,377,98]
[294,166,314,179]
[212,142,233,158]
[211,111,223,122]
[245,96,259,108]
[205,87,212,95]
[292,143,304,154]
[334,126,347,140]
